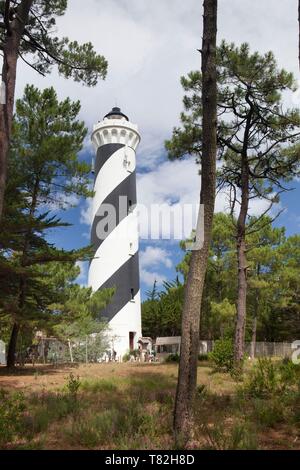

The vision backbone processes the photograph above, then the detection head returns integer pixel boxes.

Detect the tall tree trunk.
[235,234,248,364]
[6,278,26,368]
[86,336,88,364]
[233,91,253,368]
[6,175,40,368]
[174,0,218,446]
[250,265,260,359]
[6,322,19,368]
[0,0,33,219]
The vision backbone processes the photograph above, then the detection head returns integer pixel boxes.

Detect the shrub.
[208,339,234,372]
[23,392,80,439]
[278,358,300,386]
[196,384,208,399]
[0,389,26,447]
[66,373,81,398]
[165,353,180,363]
[65,402,155,448]
[204,421,257,450]
[198,354,208,362]
[122,353,130,362]
[243,358,278,398]
[251,398,286,428]
[63,373,81,416]
[243,358,300,399]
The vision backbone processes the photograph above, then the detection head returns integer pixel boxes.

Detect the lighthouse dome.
[104,107,129,121]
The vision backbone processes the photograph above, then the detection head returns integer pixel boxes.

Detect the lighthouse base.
[103,290,142,360]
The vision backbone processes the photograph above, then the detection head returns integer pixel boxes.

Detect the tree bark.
[6,175,39,368]
[250,265,260,359]
[0,0,33,219]
[235,234,248,364]
[173,0,218,446]
[86,336,88,364]
[233,91,253,368]
[6,322,20,368]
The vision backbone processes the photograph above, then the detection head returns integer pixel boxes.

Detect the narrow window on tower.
[130,288,135,301]
[129,241,134,256]
[128,199,132,214]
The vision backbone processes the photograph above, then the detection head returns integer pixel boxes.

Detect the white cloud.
[137,158,200,239]
[80,154,282,239]
[140,246,173,270]
[137,158,200,207]
[140,246,173,287]
[140,269,167,288]
[23,0,296,244]
[13,0,298,160]
[137,158,278,240]
[75,260,88,287]
[42,192,80,212]
[80,198,93,226]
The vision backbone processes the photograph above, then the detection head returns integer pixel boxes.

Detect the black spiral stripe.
[91,171,137,252]
[91,143,140,323]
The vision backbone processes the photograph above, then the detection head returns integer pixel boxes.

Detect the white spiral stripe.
[92,146,136,222]
[109,290,141,331]
[88,210,139,293]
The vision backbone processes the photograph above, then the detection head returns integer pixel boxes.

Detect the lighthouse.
[88,107,142,358]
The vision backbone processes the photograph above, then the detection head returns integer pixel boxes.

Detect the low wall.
[0,340,6,365]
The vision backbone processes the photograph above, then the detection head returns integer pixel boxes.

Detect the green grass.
[80,378,118,393]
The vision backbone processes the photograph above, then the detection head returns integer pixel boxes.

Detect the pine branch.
[23,28,102,73]
[246,207,286,237]
[18,50,46,76]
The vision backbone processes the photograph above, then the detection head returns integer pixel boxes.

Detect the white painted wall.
[0,340,6,365]
[106,290,142,358]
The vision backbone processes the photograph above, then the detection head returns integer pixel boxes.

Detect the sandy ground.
[0,362,236,395]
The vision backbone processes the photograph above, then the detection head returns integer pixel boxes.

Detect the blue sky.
[10,0,300,300]
[46,146,300,301]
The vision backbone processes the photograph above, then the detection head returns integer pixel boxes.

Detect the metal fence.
[244,341,293,358]
[156,337,295,360]
[200,340,294,358]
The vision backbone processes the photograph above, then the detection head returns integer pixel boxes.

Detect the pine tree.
[0,0,108,218]
[246,216,285,355]
[0,85,94,367]
[53,281,114,363]
[166,42,300,369]
[173,0,218,445]
[142,279,184,338]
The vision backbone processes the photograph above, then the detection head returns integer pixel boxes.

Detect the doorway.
[129,332,135,351]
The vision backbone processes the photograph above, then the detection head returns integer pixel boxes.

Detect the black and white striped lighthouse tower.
[88,107,141,357]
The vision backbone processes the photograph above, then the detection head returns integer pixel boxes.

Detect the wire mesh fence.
[156,337,295,360]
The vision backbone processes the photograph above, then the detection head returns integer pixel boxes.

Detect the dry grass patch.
[0,360,299,450]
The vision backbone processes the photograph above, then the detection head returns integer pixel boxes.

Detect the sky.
[12,0,300,298]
